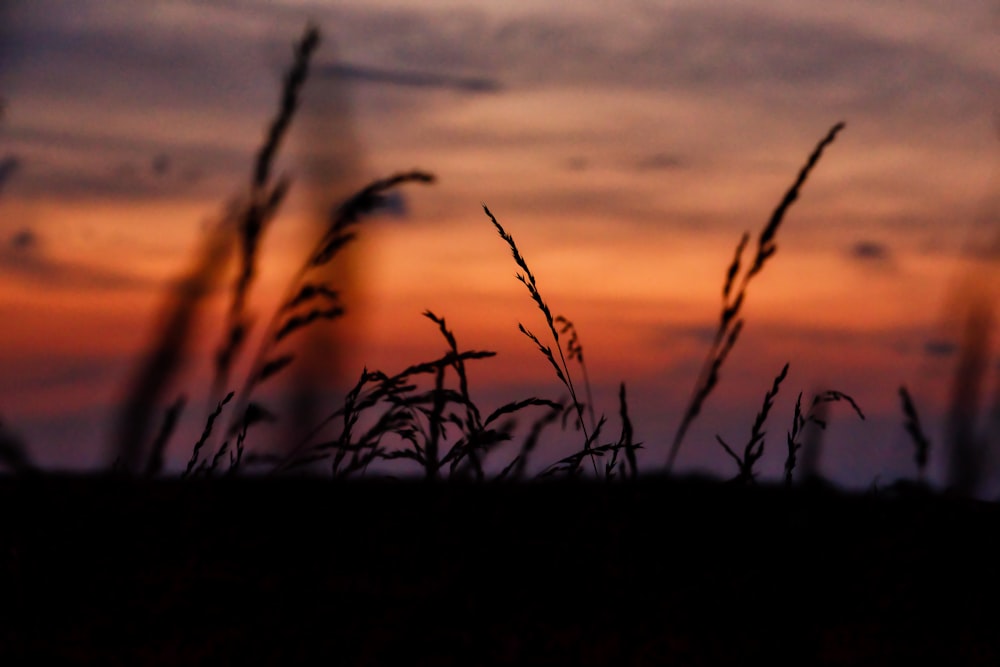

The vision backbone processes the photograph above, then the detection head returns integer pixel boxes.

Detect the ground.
[2,475,998,664]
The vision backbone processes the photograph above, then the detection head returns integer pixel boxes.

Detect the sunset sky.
[1,0,997,490]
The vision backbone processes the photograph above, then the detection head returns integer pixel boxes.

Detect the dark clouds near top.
[5,1,995,123]
[0,0,995,205]
[311,1,998,119]
[316,63,501,94]
[0,226,152,290]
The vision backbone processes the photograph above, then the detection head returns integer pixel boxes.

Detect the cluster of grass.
[0,24,957,490]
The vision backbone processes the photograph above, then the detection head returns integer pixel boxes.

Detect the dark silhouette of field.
[2,476,999,665]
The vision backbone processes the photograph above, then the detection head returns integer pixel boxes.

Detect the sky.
[0,0,998,491]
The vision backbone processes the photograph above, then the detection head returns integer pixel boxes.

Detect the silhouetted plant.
[0,418,34,475]
[183,392,234,479]
[667,122,846,472]
[608,383,639,481]
[112,24,321,473]
[785,388,865,486]
[145,396,185,478]
[717,363,789,484]
[945,298,994,496]
[266,311,562,479]
[899,385,932,482]
[212,24,320,405]
[555,316,597,431]
[484,204,601,476]
[223,169,434,445]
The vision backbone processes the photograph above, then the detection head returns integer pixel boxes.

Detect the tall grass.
[484,205,602,476]
[900,386,931,483]
[665,122,846,472]
[112,25,322,473]
[211,25,320,408]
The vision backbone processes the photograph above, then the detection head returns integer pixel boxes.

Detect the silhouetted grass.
[222,169,435,447]
[946,297,995,496]
[144,395,185,478]
[182,391,234,479]
[666,122,846,472]
[112,24,321,474]
[717,363,788,484]
[212,24,319,404]
[900,385,932,482]
[0,418,34,475]
[785,387,866,487]
[484,204,600,475]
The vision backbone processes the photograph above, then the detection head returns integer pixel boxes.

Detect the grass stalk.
[666,122,846,472]
[212,24,320,407]
[484,204,598,476]
[717,363,788,484]
[785,388,865,486]
[144,395,185,477]
[899,386,931,482]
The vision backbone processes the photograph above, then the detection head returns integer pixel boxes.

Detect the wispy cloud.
[0,227,153,290]
[847,240,897,272]
[9,227,36,250]
[315,1,998,119]
[1,126,245,200]
[317,62,501,93]
[924,339,958,359]
[0,156,20,194]
[633,153,688,172]
[2,0,994,213]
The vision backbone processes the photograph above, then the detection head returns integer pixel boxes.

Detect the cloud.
[924,339,958,358]
[151,153,171,177]
[1,0,995,218]
[963,243,1000,263]
[0,227,153,290]
[844,239,901,274]
[0,2,281,111]
[1,1,292,198]
[0,155,20,194]
[653,323,718,345]
[849,240,892,261]
[7,159,211,201]
[2,125,233,200]
[1,4,369,202]
[305,2,998,122]
[959,187,1000,263]
[8,1,994,130]
[0,353,115,394]
[9,227,36,250]
[634,152,687,172]
[316,63,501,93]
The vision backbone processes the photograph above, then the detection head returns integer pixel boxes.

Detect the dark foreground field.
[2,476,999,665]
